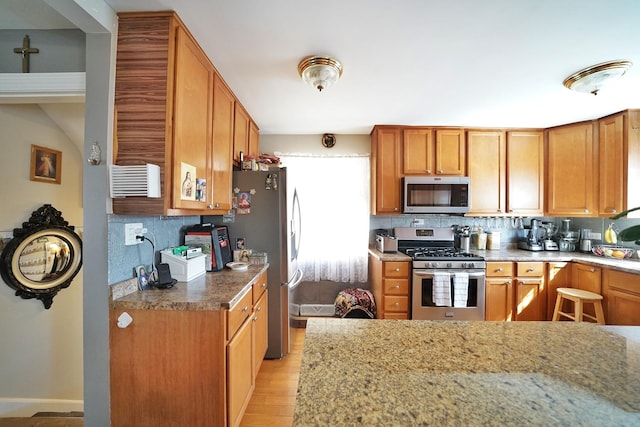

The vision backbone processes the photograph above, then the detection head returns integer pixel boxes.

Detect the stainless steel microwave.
[403,176,470,214]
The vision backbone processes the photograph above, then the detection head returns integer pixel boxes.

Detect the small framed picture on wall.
[30,145,62,184]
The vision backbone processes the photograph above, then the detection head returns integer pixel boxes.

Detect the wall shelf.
[0,72,85,103]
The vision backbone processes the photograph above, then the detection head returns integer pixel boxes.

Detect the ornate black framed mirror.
[0,204,82,309]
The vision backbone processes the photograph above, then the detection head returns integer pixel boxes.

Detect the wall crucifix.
[13,35,39,73]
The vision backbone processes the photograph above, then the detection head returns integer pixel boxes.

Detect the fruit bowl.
[591,245,635,259]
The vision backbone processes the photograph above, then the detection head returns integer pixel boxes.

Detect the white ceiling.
[3,0,640,135]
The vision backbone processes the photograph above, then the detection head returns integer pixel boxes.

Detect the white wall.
[260,134,370,156]
[0,104,83,416]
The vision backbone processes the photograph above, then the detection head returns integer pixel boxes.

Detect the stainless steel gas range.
[395,227,486,320]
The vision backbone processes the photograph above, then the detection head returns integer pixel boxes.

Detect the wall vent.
[109,164,161,198]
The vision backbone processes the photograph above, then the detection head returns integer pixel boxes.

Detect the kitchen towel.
[432,272,451,306]
[453,272,469,307]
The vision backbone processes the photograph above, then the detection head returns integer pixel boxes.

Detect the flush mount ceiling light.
[298,56,343,92]
[563,60,632,95]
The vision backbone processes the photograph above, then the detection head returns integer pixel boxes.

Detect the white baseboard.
[0,398,83,417]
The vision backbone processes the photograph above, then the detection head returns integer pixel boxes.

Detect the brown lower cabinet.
[546,262,572,320]
[110,270,268,427]
[485,262,514,321]
[486,261,640,325]
[603,268,640,325]
[485,261,545,321]
[369,254,410,319]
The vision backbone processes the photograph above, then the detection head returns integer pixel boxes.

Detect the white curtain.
[278,153,370,283]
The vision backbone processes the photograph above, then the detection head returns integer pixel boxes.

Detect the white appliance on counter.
[203,168,302,359]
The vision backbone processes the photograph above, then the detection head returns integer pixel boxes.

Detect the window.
[278,153,369,283]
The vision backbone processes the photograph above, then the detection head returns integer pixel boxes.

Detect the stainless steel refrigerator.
[203,168,302,359]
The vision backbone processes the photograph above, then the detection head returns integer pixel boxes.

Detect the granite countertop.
[294,318,640,426]
[369,246,640,274]
[110,264,268,311]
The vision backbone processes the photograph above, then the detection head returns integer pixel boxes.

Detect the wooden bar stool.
[552,288,605,324]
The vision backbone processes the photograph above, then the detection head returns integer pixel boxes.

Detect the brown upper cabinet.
[598,110,640,217]
[403,128,466,175]
[113,11,256,216]
[467,130,506,215]
[371,126,403,214]
[545,121,596,216]
[466,130,543,216]
[506,131,544,215]
[233,102,260,166]
[374,110,636,217]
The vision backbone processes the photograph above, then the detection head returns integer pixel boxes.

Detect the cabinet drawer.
[384,296,409,312]
[486,262,513,277]
[517,262,544,277]
[383,261,409,278]
[606,269,640,295]
[227,288,252,340]
[383,312,409,320]
[252,271,268,304]
[383,278,409,295]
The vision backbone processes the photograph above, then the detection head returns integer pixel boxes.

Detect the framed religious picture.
[30,145,62,184]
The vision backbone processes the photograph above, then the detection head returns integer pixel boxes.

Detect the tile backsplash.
[369,214,640,248]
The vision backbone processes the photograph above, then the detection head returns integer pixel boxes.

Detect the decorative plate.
[226,262,249,271]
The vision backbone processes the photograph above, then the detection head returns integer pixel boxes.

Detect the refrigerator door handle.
[286,268,304,290]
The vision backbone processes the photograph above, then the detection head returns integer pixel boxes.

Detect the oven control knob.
[446,262,453,268]
[465,262,473,268]
[431,262,439,268]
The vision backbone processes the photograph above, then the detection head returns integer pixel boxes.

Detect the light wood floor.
[240,326,306,427]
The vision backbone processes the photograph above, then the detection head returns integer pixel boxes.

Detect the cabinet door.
[403,128,434,174]
[172,26,213,210]
[435,129,466,175]
[515,277,545,321]
[110,309,226,427]
[546,262,571,320]
[371,127,402,214]
[485,277,513,321]
[603,269,640,325]
[598,113,625,216]
[227,316,253,427]
[571,263,602,321]
[467,130,506,215]
[571,263,601,294]
[253,291,268,377]
[233,102,250,165]
[249,120,260,158]
[507,131,544,215]
[546,123,596,216]
[211,74,234,212]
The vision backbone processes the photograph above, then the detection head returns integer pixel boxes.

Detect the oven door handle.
[414,271,485,277]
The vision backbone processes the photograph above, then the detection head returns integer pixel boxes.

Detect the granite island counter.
[294,318,640,426]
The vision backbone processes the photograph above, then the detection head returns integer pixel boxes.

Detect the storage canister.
[487,231,501,250]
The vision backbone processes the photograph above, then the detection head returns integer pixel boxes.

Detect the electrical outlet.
[125,223,143,246]
[412,218,425,226]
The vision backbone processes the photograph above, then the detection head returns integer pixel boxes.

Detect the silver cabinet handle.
[496,268,503,272]
[242,306,249,312]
